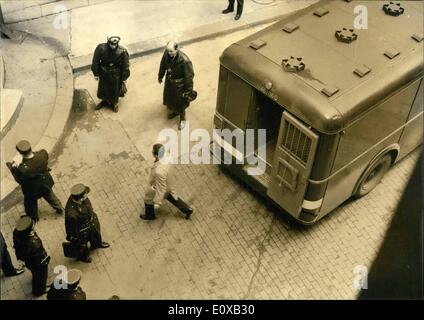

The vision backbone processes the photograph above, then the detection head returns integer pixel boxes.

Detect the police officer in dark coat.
[47,269,86,300]
[158,41,195,130]
[222,0,244,20]
[6,140,64,222]
[91,36,130,113]
[1,231,25,277]
[13,216,50,297]
[65,184,110,263]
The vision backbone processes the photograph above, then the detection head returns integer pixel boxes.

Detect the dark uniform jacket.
[12,231,49,270]
[9,150,54,197]
[158,51,194,113]
[91,43,130,104]
[47,286,87,300]
[65,197,101,244]
[0,232,8,258]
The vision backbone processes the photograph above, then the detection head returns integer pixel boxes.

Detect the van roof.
[220,0,423,134]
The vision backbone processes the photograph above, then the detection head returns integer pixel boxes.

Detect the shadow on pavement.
[359,153,423,299]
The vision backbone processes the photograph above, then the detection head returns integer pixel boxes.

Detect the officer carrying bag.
[62,241,76,258]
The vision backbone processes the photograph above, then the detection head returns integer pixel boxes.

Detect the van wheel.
[354,154,392,198]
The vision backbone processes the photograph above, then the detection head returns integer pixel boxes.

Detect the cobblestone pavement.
[0,25,421,300]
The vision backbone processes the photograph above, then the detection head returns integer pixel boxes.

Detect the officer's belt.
[25,172,49,179]
[101,63,119,70]
[167,77,184,84]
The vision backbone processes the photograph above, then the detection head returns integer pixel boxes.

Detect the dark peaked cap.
[16,140,32,154]
[70,183,90,197]
[15,216,34,232]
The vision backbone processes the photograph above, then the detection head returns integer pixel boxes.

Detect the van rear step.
[242,165,271,187]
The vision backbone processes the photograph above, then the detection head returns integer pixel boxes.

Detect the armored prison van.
[211,0,423,224]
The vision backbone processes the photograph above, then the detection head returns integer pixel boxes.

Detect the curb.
[0,56,74,203]
[0,54,24,140]
[0,55,4,88]
[69,5,302,73]
[0,89,24,139]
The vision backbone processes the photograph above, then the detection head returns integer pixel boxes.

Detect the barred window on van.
[281,120,312,165]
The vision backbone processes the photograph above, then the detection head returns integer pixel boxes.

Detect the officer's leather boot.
[168,112,178,119]
[95,100,108,110]
[140,203,155,220]
[77,244,92,263]
[79,256,92,263]
[222,3,234,14]
[184,207,193,220]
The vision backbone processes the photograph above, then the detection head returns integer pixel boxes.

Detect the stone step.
[0,88,24,139]
[0,55,4,88]
[0,56,74,202]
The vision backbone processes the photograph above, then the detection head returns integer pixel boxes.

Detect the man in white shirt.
[140,144,193,220]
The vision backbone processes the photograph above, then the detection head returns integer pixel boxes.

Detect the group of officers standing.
[91,35,196,131]
[89,0,244,130]
[1,140,109,298]
[0,0,244,300]
[1,138,194,298]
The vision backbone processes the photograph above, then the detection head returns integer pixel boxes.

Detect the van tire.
[354,154,392,198]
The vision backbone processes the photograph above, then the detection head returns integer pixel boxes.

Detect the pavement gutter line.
[243,213,276,299]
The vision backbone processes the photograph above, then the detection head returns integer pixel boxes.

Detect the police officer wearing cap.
[13,216,50,296]
[6,140,64,222]
[91,36,130,113]
[65,184,110,263]
[47,269,87,300]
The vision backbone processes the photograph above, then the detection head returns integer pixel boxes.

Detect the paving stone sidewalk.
[0,87,419,299]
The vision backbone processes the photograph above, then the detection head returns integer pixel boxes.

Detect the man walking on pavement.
[65,184,110,263]
[158,41,195,130]
[222,0,244,20]
[140,144,193,220]
[13,216,50,297]
[91,36,130,113]
[1,231,25,277]
[47,269,87,300]
[6,140,64,222]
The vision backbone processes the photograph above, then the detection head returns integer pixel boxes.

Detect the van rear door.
[267,112,319,217]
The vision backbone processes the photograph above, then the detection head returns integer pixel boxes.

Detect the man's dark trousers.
[227,0,244,14]
[29,263,48,296]
[166,194,192,214]
[1,234,16,276]
[24,187,63,221]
